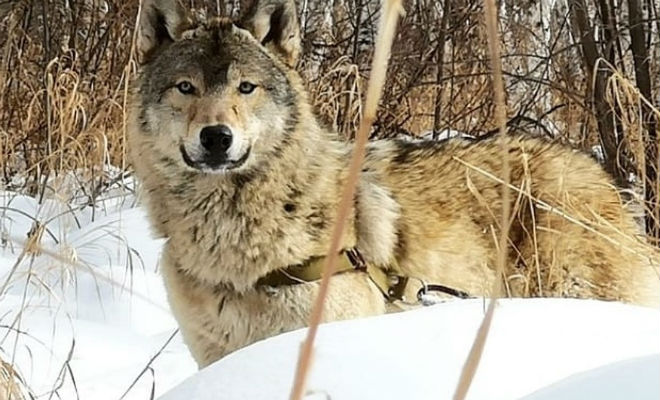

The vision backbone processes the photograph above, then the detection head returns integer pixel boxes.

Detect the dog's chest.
[163,268,302,365]
[165,186,338,288]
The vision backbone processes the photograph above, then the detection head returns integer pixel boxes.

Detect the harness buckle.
[387,275,409,300]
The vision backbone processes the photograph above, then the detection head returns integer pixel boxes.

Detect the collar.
[256,248,409,301]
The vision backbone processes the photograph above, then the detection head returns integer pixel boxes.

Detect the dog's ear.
[240,0,301,67]
[137,0,191,64]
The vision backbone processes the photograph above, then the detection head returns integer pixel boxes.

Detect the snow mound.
[522,354,659,400]
[161,298,660,400]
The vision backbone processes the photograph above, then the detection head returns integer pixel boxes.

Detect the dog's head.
[133,0,302,174]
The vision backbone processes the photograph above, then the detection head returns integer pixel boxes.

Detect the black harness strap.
[417,284,473,301]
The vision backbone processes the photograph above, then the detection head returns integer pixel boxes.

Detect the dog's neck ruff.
[256,248,409,301]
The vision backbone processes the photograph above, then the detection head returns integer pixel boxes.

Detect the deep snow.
[161,298,660,400]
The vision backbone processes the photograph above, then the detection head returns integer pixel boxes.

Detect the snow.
[161,298,660,400]
[397,129,476,142]
[0,190,197,399]
[522,354,660,400]
[1,189,659,400]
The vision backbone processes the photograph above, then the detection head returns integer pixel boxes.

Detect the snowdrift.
[161,298,660,400]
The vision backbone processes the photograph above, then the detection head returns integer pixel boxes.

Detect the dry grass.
[1,1,658,199]
[1,1,135,200]
[602,60,660,245]
[0,356,27,400]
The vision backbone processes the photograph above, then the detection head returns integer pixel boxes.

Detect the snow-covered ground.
[163,299,660,400]
[1,188,659,399]
[0,188,197,399]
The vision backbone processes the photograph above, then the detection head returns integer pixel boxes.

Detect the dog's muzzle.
[180,124,251,171]
[179,143,251,171]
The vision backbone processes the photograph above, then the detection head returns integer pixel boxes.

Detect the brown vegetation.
[1,0,658,242]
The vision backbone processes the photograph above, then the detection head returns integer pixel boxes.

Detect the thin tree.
[627,0,660,241]
[568,0,624,181]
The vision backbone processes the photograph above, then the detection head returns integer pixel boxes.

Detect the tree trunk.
[628,0,660,242]
[341,0,364,138]
[432,0,452,137]
[596,0,616,64]
[568,0,625,182]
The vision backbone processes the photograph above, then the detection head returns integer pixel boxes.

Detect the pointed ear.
[137,0,191,64]
[240,0,301,67]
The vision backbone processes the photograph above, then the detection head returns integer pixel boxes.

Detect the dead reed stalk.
[288,1,404,399]
[452,0,510,398]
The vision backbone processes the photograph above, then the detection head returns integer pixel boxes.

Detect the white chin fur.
[226,141,246,161]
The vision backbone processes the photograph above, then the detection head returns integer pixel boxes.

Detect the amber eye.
[176,81,196,95]
[238,81,256,94]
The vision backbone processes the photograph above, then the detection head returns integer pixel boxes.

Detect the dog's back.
[362,134,660,306]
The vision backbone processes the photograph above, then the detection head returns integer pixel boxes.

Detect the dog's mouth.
[179,145,251,172]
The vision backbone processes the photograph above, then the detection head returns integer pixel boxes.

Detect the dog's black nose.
[200,125,233,154]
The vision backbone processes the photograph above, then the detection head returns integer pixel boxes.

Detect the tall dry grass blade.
[288,2,404,399]
[119,329,179,400]
[452,300,496,400]
[453,0,510,398]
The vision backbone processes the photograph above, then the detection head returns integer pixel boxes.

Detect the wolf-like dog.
[129,0,660,367]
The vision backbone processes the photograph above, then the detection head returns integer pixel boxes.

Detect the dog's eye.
[238,81,256,94]
[176,81,196,95]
